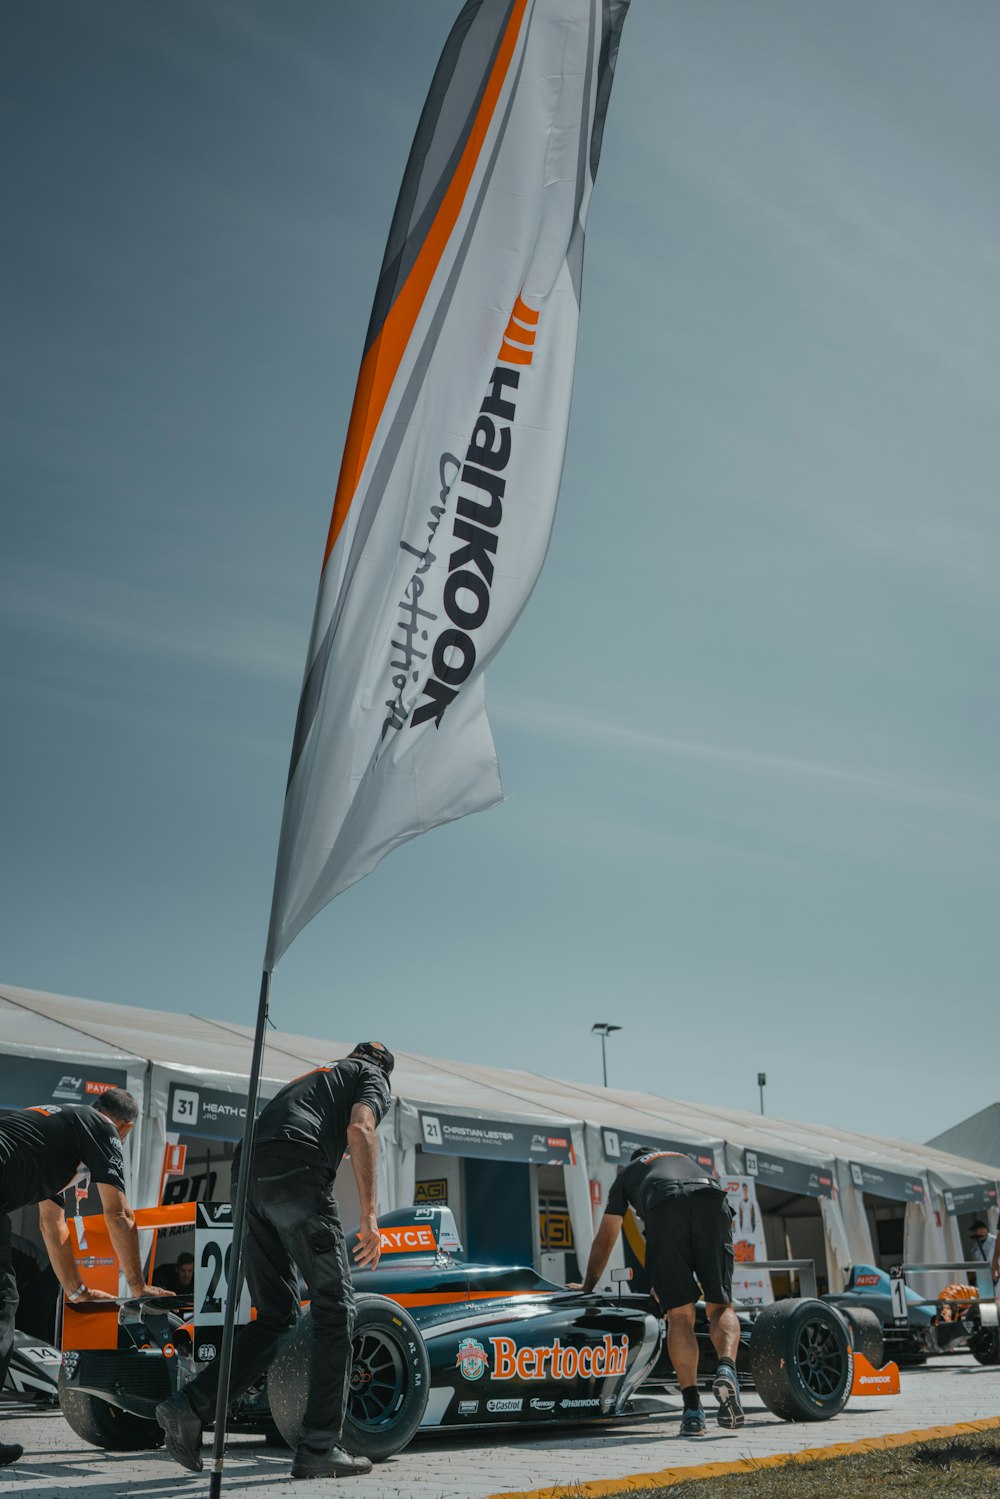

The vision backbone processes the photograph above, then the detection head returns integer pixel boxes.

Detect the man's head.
[175,1252,195,1289]
[95,1088,139,1140]
[630,1146,650,1162]
[971,1220,990,1244]
[350,1041,395,1081]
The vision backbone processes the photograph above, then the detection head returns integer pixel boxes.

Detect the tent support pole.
[207,965,271,1499]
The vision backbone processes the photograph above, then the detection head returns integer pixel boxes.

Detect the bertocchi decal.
[490,1333,628,1381]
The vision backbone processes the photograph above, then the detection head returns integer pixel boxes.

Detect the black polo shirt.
[606,1150,711,1220]
[0,1105,127,1213]
[251,1058,390,1176]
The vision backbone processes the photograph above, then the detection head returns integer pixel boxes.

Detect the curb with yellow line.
[487,1414,1000,1499]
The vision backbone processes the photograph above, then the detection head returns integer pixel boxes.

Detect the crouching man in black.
[1,1088,161,1468]
[156,1042,392,1481]
[579,1146,743,1437]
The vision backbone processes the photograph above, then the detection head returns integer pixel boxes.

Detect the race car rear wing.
[888,1262,998,1328]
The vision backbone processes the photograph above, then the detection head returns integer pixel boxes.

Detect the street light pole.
[758,1071,766,1114]
[592,1023,622,1087]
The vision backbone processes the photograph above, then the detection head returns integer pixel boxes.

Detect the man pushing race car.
[580,1146,742,1436]
[156,1041,393,1481]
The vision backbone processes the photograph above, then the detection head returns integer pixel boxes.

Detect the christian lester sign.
[419,1111,574,1165]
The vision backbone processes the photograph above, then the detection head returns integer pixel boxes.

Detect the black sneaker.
[291,1445,374,1479]
[679,1406,707,1436]
[712,1362,745,1428]
[155,1389,204,1472]
[0,1442,23,1466]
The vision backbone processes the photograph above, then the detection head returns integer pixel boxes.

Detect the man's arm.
[347,1102,381,1270]
[37,1200,99,1299]
[581,1213,624,1294]
[96,1183,165,1296]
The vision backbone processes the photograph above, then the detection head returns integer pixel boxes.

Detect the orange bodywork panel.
[851,1351,901,1396]
[62,1203,197,1351]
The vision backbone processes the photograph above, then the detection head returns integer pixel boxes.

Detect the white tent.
[2,982,996,1296]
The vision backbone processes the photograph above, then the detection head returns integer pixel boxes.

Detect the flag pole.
[207,965,272,1499]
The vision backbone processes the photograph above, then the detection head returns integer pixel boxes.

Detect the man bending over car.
[580,1146,742,1437]
[157,1041,393,1481]
[0,1087,163,1467]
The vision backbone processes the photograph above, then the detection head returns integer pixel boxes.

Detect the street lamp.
[757,1072,767,1115]
[592,1023,622,1087]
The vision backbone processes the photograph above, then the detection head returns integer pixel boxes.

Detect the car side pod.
[850,1353,900,1397]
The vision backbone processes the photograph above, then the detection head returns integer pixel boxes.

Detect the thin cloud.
[491,692,1000,820]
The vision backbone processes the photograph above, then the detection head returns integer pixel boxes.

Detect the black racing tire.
[268,1293,429,1462]
[58,1383,165,1450]
[969,1326,1000,1365]
[833,1306,883,1367]
[750,1300,852,1422]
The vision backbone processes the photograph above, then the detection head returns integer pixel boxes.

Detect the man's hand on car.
[353,1216,382,1270]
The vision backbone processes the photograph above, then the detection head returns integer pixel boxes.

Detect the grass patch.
[583,1430,1000,1497]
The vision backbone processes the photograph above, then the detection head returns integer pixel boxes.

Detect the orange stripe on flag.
[322,0,530,569]
[499,339,533,365]
[512,293,538,325]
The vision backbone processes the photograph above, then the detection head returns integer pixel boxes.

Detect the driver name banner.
[943,1182,999,1216]
[168,1081,277,1142]
[601,1128,716,1176]
[419,1109,574,1165]
[724,1175,772,1308]
[848,1161,925,1204]
[265,0,632,966]
[744,1149,834,1200]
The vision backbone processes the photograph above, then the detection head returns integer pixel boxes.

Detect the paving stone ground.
[1,1357,997,1499]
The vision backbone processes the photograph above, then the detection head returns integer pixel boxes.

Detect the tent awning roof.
[1,983,995,1187]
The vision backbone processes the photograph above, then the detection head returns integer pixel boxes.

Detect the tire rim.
[793,1319,845,1399]
[349,1329,406,1427]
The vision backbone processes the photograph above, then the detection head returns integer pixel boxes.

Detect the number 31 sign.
[195,1202,252,1327]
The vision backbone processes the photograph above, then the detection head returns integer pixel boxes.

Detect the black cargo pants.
[0,1214,17,1393]
[185,1149,355,1452]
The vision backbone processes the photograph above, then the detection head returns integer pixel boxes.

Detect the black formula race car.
[58,1206,859,1458]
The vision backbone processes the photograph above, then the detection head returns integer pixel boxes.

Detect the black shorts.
[643,1185,735,1311]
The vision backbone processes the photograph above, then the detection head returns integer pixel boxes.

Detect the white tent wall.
[833,1160,878,1267]
[903,1195,958,1302]
[583,1124,624,1290]
[819,1196,851,1293]
[563,1122,592,1273]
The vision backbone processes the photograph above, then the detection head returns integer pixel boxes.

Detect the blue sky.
[3,0,998,1145]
